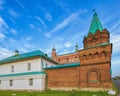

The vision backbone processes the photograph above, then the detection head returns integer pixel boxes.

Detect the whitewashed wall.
[0,57,56,75]
[0,57,42,75]
[42,58,56,68]
[0,74,46,91]
[0,57,56,91]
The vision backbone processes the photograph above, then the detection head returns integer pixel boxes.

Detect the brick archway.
[87,69,101,87]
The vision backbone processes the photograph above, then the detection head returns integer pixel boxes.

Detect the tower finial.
[92,9,97,16]
[75,43,78,52]
[51,42,57,57]
[92,8,96,14]
[52,42,55,49]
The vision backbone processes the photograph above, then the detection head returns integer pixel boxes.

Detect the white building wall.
[42,58,56,68]
[0,56,56,91]
[0,57,42,75]
[0,74,46,91]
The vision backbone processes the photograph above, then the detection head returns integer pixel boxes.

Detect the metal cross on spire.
[92,8,96,13]
[92,9,97,16]
[52,42,55,50]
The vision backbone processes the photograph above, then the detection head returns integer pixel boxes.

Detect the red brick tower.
[51,46,57,57]
[78,12,112,88]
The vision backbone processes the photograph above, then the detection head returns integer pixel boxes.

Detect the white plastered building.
[0,50,57,91]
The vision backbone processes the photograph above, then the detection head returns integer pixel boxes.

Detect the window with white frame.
[27,63,31,71]
[11,65,14,72]
[29,78,33,86]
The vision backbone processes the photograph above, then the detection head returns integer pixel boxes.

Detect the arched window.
[75,56,78,61]
[58,59,60,63]
[101,51,106,57]
[83,55,86,60]
[66,58,69,63]
[89,70,98,81]
[95,52,99,58]
[87,69,100,85]
[89,54,92,59]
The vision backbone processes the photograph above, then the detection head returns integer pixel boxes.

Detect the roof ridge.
[0,50,57,64]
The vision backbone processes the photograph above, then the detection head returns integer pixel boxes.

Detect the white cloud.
[49,12,79,34]
[110,21,120,38]
[10,29,18,35]
[26,37,32,41]
[110,20,120,55]
[0,32,6,39]
[45,10,87,38]
[64,42,72,48]
[35,16,47,28]
[0,47,13,59]
[45,12,52,21]
[110,20,120,32]
[110,34,120,55]
[55,0,68,11]
[8,9,19,18]
[0,16,9,29]
[24,43,34,48]
[18,48,29,53]
[29,24,35,29]
[0,17,8,39]
[15,0,27,11]
[0,0,4,10]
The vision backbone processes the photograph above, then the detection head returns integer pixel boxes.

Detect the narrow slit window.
[11,66,14,72]
[10,80,13,86]
[29,79,33,86]
[28,63,31,71]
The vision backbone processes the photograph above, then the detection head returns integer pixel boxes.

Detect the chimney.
[14,50,19,55]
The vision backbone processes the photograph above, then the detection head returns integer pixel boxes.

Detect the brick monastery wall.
[52,53,79,64]
[46,66,80,88]
[45,62,112,89]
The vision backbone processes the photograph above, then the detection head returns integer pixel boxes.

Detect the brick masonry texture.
[46,23,112,89]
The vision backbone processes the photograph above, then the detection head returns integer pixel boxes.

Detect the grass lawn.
[0,90,117,96]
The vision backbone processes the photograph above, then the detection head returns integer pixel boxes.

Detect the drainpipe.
[40,57,44,71]
[40,57,47,91]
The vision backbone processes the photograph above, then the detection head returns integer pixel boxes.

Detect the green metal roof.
[0,71,46,77]
[88,12,103,35]
[44,62,80,70]
[0,50,57,64]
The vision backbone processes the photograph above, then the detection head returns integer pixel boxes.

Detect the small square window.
[29,79,33,86]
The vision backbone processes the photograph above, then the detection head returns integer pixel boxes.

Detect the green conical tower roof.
[88,12,103,34]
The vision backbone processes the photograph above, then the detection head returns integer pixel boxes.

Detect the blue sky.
[0,0,120,76]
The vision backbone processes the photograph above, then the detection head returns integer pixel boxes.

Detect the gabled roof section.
[44,62,80,70]
[0,50,57,64]
[88,12,103,35]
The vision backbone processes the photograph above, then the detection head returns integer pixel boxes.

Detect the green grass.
[112,82,119,95]
[0,90,116,96]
